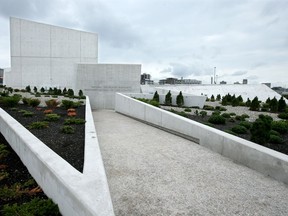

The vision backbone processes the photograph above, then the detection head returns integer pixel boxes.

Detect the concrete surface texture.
[76,63,141,109]
[94,110,288,216]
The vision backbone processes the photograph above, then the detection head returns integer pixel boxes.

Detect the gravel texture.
[94,110,288,216]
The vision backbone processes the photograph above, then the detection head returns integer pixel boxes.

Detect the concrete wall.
[76,63,141,109]
[0,97,114,216]
[7,17,98,89]
[125,92,206,108]
[115,93,288,185]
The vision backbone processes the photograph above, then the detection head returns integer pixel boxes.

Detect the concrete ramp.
[93,110,288,216]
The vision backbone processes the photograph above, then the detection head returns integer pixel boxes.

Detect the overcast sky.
[0,0,288,86]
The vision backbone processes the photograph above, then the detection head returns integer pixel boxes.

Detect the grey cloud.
[231,71,248,76]
[251,62,266,69]
[160,68,172,74]
[166,63,213,78]
[247,75,258,80]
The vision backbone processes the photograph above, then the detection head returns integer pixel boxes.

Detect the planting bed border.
[0,97,114,216]
[115,93,288,185]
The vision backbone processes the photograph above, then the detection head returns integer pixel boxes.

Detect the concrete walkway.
[93,110,288,216]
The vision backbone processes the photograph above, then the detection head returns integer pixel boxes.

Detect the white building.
[5,17,141,109]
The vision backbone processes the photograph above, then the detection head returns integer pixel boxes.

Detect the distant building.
[234,81,241,84]
[159,77,201,85]
[220,81,227,85]
[243,79,248,84]
[140,73,153,85]
[0,68,3,85]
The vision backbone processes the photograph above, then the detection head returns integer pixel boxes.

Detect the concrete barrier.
[115,93,288,185]
[0,97,114,216]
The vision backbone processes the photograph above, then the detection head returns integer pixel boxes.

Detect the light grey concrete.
[76,63,141,109]
[115,93,288,185]
[94,110,288,216]
[0,97,114,216]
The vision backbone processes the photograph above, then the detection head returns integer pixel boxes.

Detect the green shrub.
[165,91,172,106]
[269,97,278,112]
[2,197,60,216]
[67,89,74,97]
[269,135,283,144]
[208,115,226,124]
[239,121,252,129]
[269,130,280,136]
[212,110,221,115]
[221,113,231,118]
[44,114,60,121]
[25,85,31,92]
[13,94,22,98]
[61,100,80,109]
[178,111,188,118]
[278,113,288,120]
[64,118,86,125]
[61,126,75,134]
[184,108,192,112]
[250,96,260,111]
[225,129,237,136]
[278,96,287,112]
[45,99,60,109]
[22,111,34,117]
[203,105,214,110]
[261,107,269,112]
[176,91,184,107]
[29,98,40,107]
[235,115,244,121]
[0,144,9,159]
[271,121,288,134]
[250,115,273,144]
[78,89,84,97]
[29,121,49,129]
[0,96,21,107]
[199,111,207,118]
[215,106,226,111]
[231,125,247,134]
[204,122,215,127]
[149,100,159,107]
[229,112,236,116]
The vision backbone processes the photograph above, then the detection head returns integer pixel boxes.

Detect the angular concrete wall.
[0,97,114,216]
[76,63,141,109]
[7,17,98,89]
[115,93,288,185]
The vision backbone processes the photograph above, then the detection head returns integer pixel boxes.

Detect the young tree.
[237,95,243,102]
[231,98,239,107]
[216,94,221,101]
[68,88,74,97]
[40,87,45,93]
[266,97,271,105]
[165,91,172,106]
[176,91,184,107]
[25,85,31,92]
[33,86,37,93]
[78,89,84,97]
[250,114,272,145]
[250,96,260,111]
[63,87,67,95]
[246,98,251,107]
[269,97,278,112]
[152,91,159,102]
[278,96,287,112]
[210,94,215,102]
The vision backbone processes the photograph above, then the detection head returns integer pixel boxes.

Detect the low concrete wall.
[115,93,288,185]
[0,97,114,216]
[125,92,206,108]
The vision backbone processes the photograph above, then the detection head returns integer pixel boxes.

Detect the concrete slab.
[93,110,288,216]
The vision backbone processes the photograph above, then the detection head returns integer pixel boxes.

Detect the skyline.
[0,0,288,87]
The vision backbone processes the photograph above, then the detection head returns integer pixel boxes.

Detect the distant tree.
[25,85,31,92]
[226,93,232,102]
[40,87,45,93]
[278,96,287,112]
[78,89,83,97]
[152,91,159,102]
[33,86,37,93]
[237,95,243,102]
[165,91,172,106]
[269,97,278,112]
[211,94,215,102]
[231,98,239,107]
[62,87,67,95]
[216,94,221,101]
[221,96,228,106]
[176,91,184,107]
[266,97,271,105]
[48,87,53,95]
[57,89,62,95]
[68,88,74,97]
[246,98,251,107]
[250,96,260,111]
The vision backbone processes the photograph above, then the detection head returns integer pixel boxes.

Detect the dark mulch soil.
[1,104,85,172]
[0,134,60,215]
[187,114,288,155]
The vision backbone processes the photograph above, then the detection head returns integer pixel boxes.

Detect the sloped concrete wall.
[115,93,288,185]
[0,97,114,216]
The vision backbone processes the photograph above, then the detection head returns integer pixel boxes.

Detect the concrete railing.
[115,93,288,185]
[0,97,114,216]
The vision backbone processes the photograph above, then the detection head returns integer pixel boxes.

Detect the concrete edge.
[0,97,114,216]
[115,92,288,185]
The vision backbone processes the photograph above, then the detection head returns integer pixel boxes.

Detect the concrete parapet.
[115,93,288,185]
[0,97,114,216]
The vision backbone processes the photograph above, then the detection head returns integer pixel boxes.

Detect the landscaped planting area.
[0,85,86,215]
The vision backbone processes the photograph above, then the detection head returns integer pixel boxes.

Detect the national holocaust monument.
[5,17,141,109]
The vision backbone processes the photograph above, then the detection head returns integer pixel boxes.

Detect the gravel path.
[94,110,288,216]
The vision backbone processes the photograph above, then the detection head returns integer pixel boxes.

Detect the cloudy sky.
[0,0,288,86]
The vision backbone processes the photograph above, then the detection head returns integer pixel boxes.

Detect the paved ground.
[93,110,288,216]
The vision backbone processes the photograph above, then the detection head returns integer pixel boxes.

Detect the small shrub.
[61,100,79,109]
[208,115,226,124]
[0,96,21,107]
[204,122,214,127]
[269,130,280,136]
[44,114,60,121]
[221,113,231,118]
[261,107,269,112]
[29,98,41,107]
[178,111,188,118]
[9,107,18,111]
[269,135,283,144]
[212,110,221,115]
[231,125,247,134]
[78,89,84,97]
[43,109,53,114]
[64,118,86,125]
[271,121,288,134]
[250,115,273,144]
[228,118,236,123]
[61,126,75,134]
[194,110,199,116]
[45,99,60,109]
[152,91,159,102]
[25,85,31,92]
[149,100,160,107]
[199,111,207,118]
[278,113,288,120]
[203,105,214,110]
[29,121,49,129]
[225,129,237,136]
[35,92,41,97]
[22,111,34,117]
[0,144,10,160]
[184,108,192,112]
[229,112,236,116]
[239,121,252,129]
